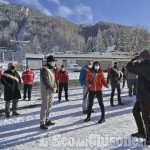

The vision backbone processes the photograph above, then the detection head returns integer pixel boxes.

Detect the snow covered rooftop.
[26,54,44,59]
[48,53,132,59]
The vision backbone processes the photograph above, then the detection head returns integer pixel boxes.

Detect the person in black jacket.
[1,63,21,118]
[126,49,150,145]
[110,62,123,106]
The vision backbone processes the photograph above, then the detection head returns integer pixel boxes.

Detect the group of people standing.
[79,49,150,145]
[1,50,150,146]
[79,60,124,124]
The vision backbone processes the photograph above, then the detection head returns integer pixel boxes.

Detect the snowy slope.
[0,85,149,150]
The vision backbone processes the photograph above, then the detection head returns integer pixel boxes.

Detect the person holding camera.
[110,62,123,106]
[127,49,150,145]
[40,55,57,129]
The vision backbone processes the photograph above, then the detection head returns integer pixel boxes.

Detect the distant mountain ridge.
[0,3,150,61]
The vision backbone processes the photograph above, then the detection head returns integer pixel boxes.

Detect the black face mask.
[10,66,15,70]
[114,65,117,68]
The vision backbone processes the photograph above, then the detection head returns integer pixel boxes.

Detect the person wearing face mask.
[58,65,69,102]
[84,61,109,123]
[40,55,57,129]
[79,60,93,114]
[110,62,123,106]
[1,63,21,118]
[22,66,35,101]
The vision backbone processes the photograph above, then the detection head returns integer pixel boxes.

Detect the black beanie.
[47,55,55,62]
[138,49,150,60]
[61,65,64,68]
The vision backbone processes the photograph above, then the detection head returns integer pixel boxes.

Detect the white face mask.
[88,65,92,68]
[94,66,100,70]
[62,68,65,71]
[50,62,56,67]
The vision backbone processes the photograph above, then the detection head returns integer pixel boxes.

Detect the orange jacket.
[86,69,108,91]
[0,70,2,81]
[54,68,60,81]
[22,70,35,84]
[58,71,69,83]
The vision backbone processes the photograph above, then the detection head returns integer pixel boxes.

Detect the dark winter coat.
[110,67,122,85]
[1,69,21,101]
[126,60,150,103]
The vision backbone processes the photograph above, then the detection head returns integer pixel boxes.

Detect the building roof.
[26,54,44,59]
[46,53,132,59]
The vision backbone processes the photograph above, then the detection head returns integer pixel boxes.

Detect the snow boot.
[98,118,105,124]
[5,113,10,118]
[12,112,20,116]
[84,117,90,122]
[40,124,48,130]
[45,120,55,126]
[131,132,146,139]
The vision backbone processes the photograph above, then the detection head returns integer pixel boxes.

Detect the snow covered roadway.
[0,86,149,150]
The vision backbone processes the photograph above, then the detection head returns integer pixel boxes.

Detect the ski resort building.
[45,46,133,71]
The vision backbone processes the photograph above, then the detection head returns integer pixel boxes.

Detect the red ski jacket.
[86,69,108,91]
[22,70,35,84]
[58,71,69,83]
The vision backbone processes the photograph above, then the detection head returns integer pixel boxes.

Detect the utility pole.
[0,47,6,62]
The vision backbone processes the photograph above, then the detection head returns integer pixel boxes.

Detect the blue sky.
[1,0,150,30]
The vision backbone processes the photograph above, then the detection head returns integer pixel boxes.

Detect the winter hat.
[47,55,55,62]
[137,49,150,60]
[61,65,64,68]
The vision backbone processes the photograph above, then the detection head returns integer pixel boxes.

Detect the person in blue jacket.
[79,60,93,114]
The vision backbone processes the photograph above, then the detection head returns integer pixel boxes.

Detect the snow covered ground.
[0,85,149,150]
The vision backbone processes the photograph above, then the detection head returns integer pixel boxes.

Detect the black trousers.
[87,91,105,119]
[58,83,68,100]
[110,83,121,104]
[5,99,18,114]
[133,101,150,139]
[122,76,126,87]
[23,84,32,99]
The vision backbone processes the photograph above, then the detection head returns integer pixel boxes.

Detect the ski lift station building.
[26,46,133,70]
[46,46,133,71]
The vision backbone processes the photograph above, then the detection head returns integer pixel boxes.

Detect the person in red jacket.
[84,61,109,123]
[58,65,69,102]
[54,64,59,93]
[22,66,35,100]
[0,66,2,97]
